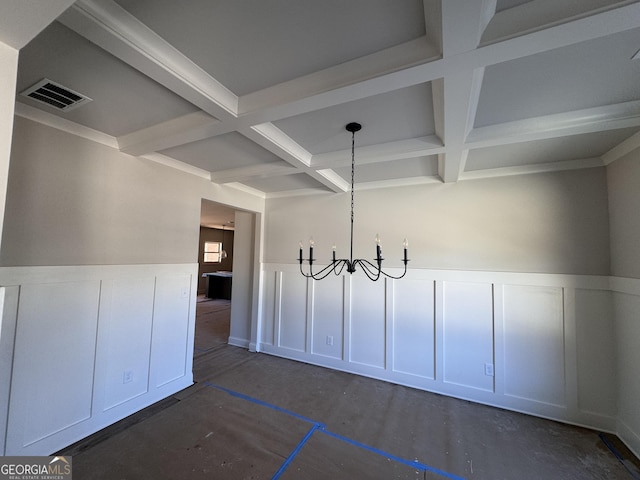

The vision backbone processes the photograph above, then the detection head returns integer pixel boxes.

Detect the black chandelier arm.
[332,260,349,276]
[300,259,350,280]
[355,258,409,280]
[353,259,382,281]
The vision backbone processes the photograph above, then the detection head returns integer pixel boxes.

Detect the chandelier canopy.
[298,122,409,281]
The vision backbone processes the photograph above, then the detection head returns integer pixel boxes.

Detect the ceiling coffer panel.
[20,78,92,112]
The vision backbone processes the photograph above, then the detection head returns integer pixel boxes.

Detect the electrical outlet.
[326,335,334,346]
[123,370,133,384]
[484,363,494,377]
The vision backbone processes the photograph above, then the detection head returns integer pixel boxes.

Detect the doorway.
[194,200,237,356]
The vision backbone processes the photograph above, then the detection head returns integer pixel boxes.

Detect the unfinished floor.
[58,298,640,479]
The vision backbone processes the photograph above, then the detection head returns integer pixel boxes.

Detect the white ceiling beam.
[52,0,640,194]
[315,169,350,192]
[436,0,493,183]
[57,0,238,121]
[141,153,211,180]
[602,130,640,166]
[431,78,445,144]
[441,0,497,57]
[117,111,228,156]
[239,37,442,122]
[210,163,298,184]
[245,123,312,168]
[353,175,443,191]
[311,136,444,169]
[467,100,640,149]
[461,157,604,181]
[242,123,347,193]
[481,0,631,45]
[438,68,485,183]
[422,0,443,54]
[469,1,640,69]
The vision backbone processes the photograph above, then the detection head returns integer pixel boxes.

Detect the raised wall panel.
[99,277,155,411]
[1,264,197,455]
[312,276,343,359]
[575,289,616,416]
[261,265,619,434]
[278,272,307,351]
[392,279,435,379]
[503,285,565,406]
[442,281,494,391]
[261,271,277,346]
[350,277,386,368]
[150,274,191,388]
[8,281,100,449]
[614,290,640,458]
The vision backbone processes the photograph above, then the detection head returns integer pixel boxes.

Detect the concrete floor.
[57,298,640,479]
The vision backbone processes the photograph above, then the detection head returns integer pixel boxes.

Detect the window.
[204,241,223,263]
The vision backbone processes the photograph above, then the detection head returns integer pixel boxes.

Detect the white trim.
[60,0,238,118]
[225,182,267,199]
[228,336,250,349]
[461,157,604,181]
[311,136,444,169]
[354,175,443,191]
[261,263,612,290]
[618,419,640,461]
[14,102,118,149]
[466,101,640,149]
[141,153,211,180]
[117,111,223,157]
[211,163,297,184]
[265,188,335,199]
[602,130,640,166]
[609,276,640,296]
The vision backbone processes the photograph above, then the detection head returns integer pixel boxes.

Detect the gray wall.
[1,116,202,266]
[607,149,640,279]
[265,168,611,275]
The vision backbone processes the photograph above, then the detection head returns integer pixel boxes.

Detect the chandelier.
[298,122,409,281]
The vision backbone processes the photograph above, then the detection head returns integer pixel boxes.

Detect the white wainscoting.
[0,264,197,455]
[260,264,616,433]
[610,277,640,459]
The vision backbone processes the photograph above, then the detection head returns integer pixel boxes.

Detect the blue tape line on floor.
[203,381,321,426]
[204,381,467,480]
[321,429,466,480]
[272,423,322,480]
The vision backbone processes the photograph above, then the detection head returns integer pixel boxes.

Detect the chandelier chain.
[350,129,355,263]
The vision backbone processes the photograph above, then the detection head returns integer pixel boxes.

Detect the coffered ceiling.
[8,0,640,198]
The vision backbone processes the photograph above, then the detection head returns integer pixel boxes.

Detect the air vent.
[20,79,92,112]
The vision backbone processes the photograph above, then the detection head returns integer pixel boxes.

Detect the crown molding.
[14,102,118,149]
[602,130,640,165]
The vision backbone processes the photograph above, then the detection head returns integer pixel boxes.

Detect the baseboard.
[618,419,640,460]
[228,336,250,348]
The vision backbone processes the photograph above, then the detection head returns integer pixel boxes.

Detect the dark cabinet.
[205,272,232,300]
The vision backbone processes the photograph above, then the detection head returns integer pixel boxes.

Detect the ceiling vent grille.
[20,79,92,112]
